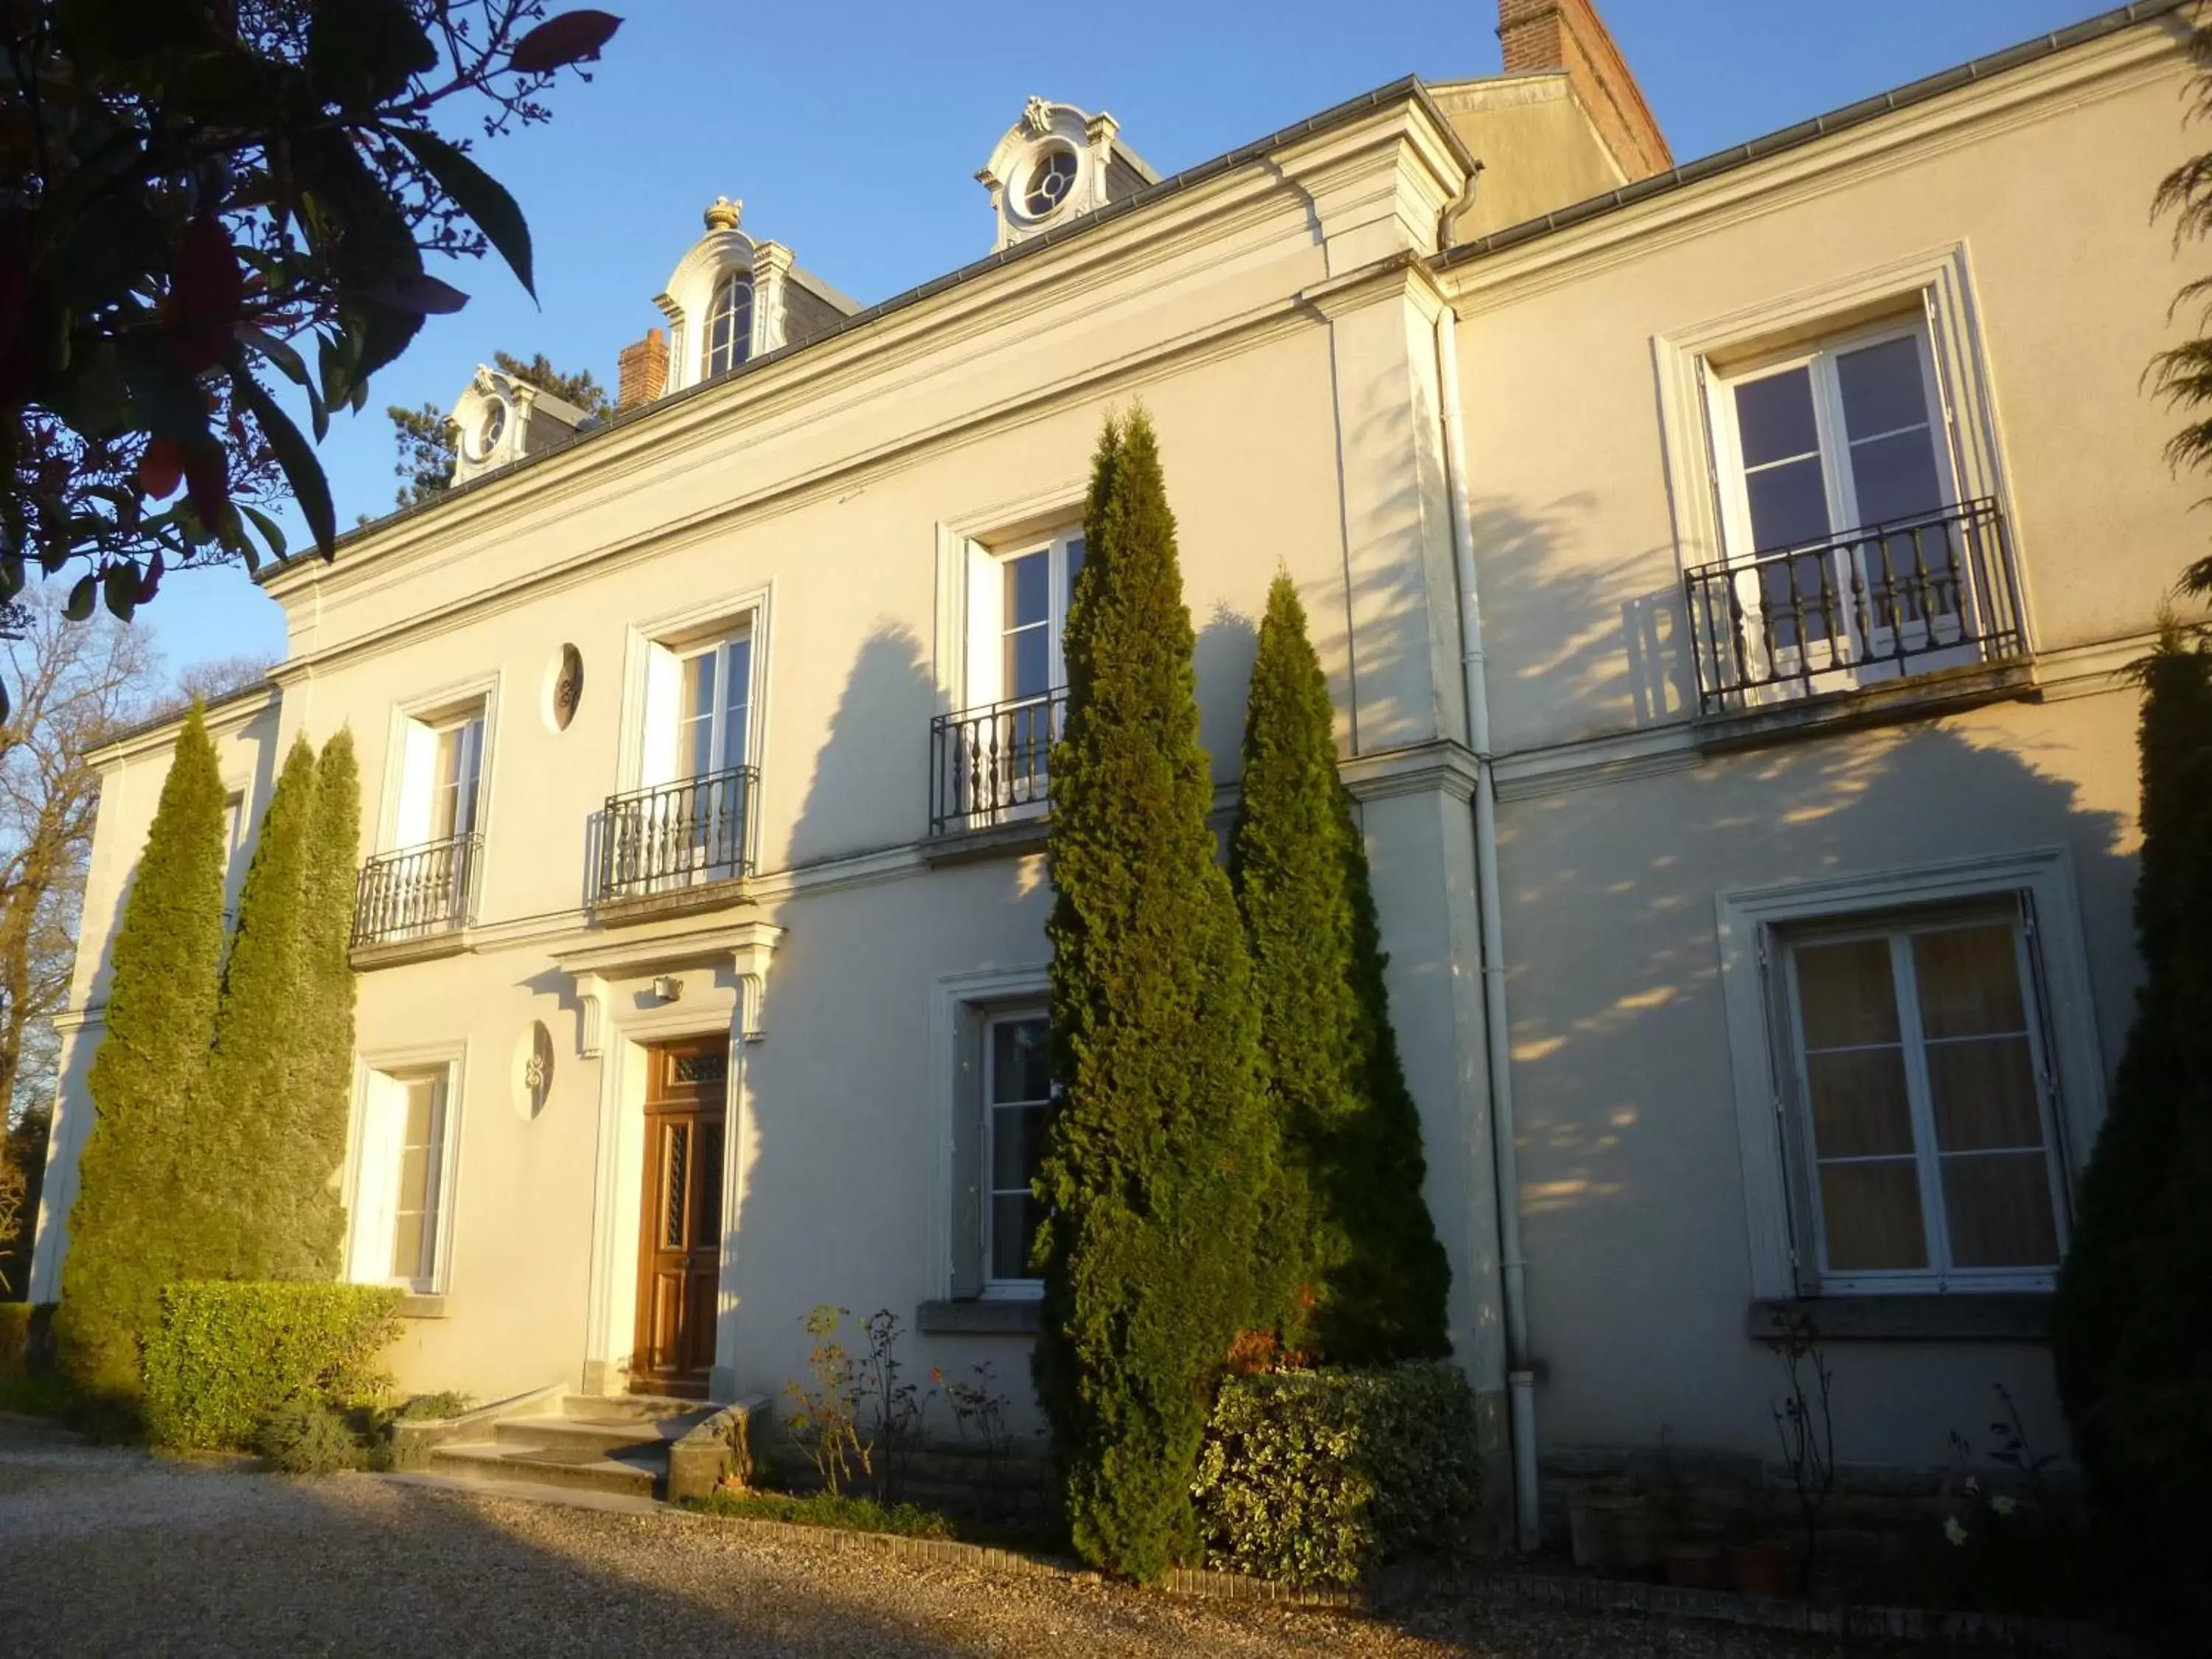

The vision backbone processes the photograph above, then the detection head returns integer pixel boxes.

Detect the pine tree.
[1233,575,1451,1365]
[386,351,614,508]
[56,705,228,1400]
[1034,409,1273,1580]
[202,737,316,1281]
[274,730,361,1281]
[2053,626,2212,1625]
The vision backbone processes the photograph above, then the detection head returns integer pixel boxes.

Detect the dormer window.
[1023,147,1079,218]
[705,274,754,376]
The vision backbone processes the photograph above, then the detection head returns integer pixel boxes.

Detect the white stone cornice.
[553,919,785,1048]
[1340,738,1482,803]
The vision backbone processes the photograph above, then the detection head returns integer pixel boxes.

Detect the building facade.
[31,0,2205,1543]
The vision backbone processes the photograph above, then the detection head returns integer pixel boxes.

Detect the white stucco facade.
[29,4,2208,1537]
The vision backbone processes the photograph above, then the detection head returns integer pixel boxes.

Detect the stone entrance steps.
[425,1391,716,1503]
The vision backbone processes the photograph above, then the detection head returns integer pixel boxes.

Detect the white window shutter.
[395,720,437,848]
[641,643,680,785]
[965,541,1001,709]
[455,716,484,835]
[347,1075,403,1284]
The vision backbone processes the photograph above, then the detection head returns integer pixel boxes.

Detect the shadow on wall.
[1193,603,1257,795]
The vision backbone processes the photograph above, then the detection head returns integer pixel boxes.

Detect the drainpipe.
[1435,293,1539,1554]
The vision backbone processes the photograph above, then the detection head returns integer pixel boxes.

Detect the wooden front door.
[632,1037,728,1399]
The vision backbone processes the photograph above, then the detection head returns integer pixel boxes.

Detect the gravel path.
[0,1424,1877,1657]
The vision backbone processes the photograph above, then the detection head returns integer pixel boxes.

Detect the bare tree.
[0,594,162,1289]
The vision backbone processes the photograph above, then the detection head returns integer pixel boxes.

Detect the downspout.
[1434,268,1539,1551]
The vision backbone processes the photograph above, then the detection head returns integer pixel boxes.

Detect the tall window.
[1780,908,2065,1293]
[394,703,486,850]
[704,274,754,376]
[984,1011,1051,1292]
[349,1064,456,1293]
[981,529,1084,706]
[676,634,752,779]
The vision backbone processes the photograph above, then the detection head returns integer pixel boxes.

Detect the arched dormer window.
[705,274,754,376]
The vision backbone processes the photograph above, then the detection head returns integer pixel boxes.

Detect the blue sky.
[138,0,2129,678]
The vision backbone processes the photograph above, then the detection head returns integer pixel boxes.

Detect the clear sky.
[135,0,2141,678]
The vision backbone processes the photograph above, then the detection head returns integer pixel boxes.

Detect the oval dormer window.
[1023,147,1079,219]
[470,397,507,462]
[706,274,754,377]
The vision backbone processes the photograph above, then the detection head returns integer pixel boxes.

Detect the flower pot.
[1613,1506,1663,1573]
[1728,1540,1792,1599]
[1663,1540,1725,1590]
[1568,1492,1643,1572]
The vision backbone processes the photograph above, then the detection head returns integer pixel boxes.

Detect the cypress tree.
[57,704,229,1401]
[1232,574,1451,1365]
[1034,409,1273,1580]
[274,730,361,1281]
[2053,625,2212,1625]
[203,736,316,1281]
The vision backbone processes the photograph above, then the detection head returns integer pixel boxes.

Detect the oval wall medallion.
[515,1020,554,1120]
[546,644,584,731]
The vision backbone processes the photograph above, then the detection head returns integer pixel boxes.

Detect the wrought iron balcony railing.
[1682,497,2025,717]
[930,689,1065,836]
[599,765,759,902]
[352,832,482,949]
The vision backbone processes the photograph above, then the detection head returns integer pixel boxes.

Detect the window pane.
[1818,1160,1929,1271]
[685,653,717,721]
[1795,940,1901,1048]
[992,1102,1045,1189]
[1065,537,1085,592]
[991,1017,1051,1103]
[721,640,751,771]
[1926,1037,2042,1151]
[663,1123,689,1251]
[1804,1049,1916,1158]
[1734,369,1822,468]
[699,1121,724,1248]
[1848,429,1944,526]
[1744,456,1832,553]
[990,1194,1043,1279]
[1941,1151,2059,1268]
[1006,552,1050,628]
[391,1210,426,1282]
[1006,626,1050,700]
[1913,927,2026,1038]
[1836,335,1930,439]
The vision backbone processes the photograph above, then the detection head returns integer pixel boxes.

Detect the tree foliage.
[0,0,622,719]
[1034,408,1273,1580]
[2052,627,2212,1634]
[1232,575,1450,1365]
[288,731,362,1279]
[202,736,317,1281]
[55,704,228,1399]
[385,349,612,508]
[2151,25,2212,598]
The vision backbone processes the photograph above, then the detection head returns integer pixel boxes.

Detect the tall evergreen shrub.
[204,737,316,1281]
[1232,576,1450,1364]
[57,705,229,1399]
[2053,625,2212,1625]
[277,731,361,1280]
[1034,409,1273,1580]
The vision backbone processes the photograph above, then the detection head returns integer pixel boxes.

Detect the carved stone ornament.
[1020,95,1055,139]
[703,195,742,232]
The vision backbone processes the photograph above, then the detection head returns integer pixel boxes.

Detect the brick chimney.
[616,326,667,412]
[1497,0,1671,180]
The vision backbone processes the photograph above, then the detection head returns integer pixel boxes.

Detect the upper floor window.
[397,705,484,849]
[977,529,1085,708]
[1778,905,2066,1294]
[677,633,753,779]
[605,618,760,900]
[705,274,754,376]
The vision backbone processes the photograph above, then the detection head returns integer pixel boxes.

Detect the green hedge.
[0,1303,33,1377]
[1192,1363,1484,1587]
[142,1282,403,1450]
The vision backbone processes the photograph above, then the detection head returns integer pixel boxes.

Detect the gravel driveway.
[0,1423,1873,1657]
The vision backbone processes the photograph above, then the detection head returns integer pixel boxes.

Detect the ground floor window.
[349,1062,457,1293]
[1778,905,2065,1293]
[984,1011,1051,1292]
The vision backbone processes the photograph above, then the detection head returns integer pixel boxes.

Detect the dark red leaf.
[183,442,230,526]
[139,439,186,500]
[173,215,242,328]
[509,10,622,73]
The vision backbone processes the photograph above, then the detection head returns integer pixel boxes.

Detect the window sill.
[916,1298,1042,1335]
[922,816,1050,867]
[396,1293,449,1321]
[350,930,473,970]
[1694,657,2036,754]
[1747,1293,2051,1343]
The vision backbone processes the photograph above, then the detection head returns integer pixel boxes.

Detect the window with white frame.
[704,274,754,376]
[1775,904,2067,1293]
[941,528,1084,825]
[396,704,485,849]
[612,620,758,894]
[983,1010,1051,1293]
[349,1064,457,1293]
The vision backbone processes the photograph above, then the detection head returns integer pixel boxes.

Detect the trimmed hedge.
[0,1302,32,1376]
[1192,1364,1483,1588]
[142,1282,402,1450]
